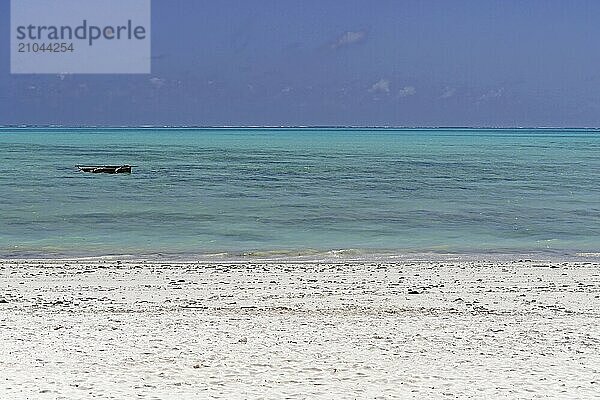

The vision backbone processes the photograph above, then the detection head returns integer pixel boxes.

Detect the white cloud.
[149,77,165,88]
[479,88,504,101]
[332,31,366,49]
[369,79,390,94]
[398,86,416,97]
[440,87,456,99]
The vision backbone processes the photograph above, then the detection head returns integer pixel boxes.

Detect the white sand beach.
[1,259,599,399]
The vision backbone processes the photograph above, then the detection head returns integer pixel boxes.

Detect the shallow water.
[1,127,599,258]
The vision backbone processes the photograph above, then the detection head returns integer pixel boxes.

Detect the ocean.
[1,127,599,259]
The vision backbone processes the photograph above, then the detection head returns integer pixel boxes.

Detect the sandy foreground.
[0,259,599,399]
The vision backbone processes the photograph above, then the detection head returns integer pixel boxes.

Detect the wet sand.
[1,259,599,399]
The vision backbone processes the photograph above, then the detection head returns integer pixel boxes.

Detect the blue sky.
[2,0,600,126]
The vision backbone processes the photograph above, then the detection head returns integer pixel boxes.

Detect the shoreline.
[3,249,600,264]
[1,259,599,398]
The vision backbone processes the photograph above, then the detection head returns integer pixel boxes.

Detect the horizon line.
[2,125,600,130]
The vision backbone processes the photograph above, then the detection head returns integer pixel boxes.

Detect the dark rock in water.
[0,299,8,303]
[408,290,420,295]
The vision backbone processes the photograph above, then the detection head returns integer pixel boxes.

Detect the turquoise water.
[1,128,599,258]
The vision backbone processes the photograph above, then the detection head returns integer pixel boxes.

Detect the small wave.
[576,252,600,258]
